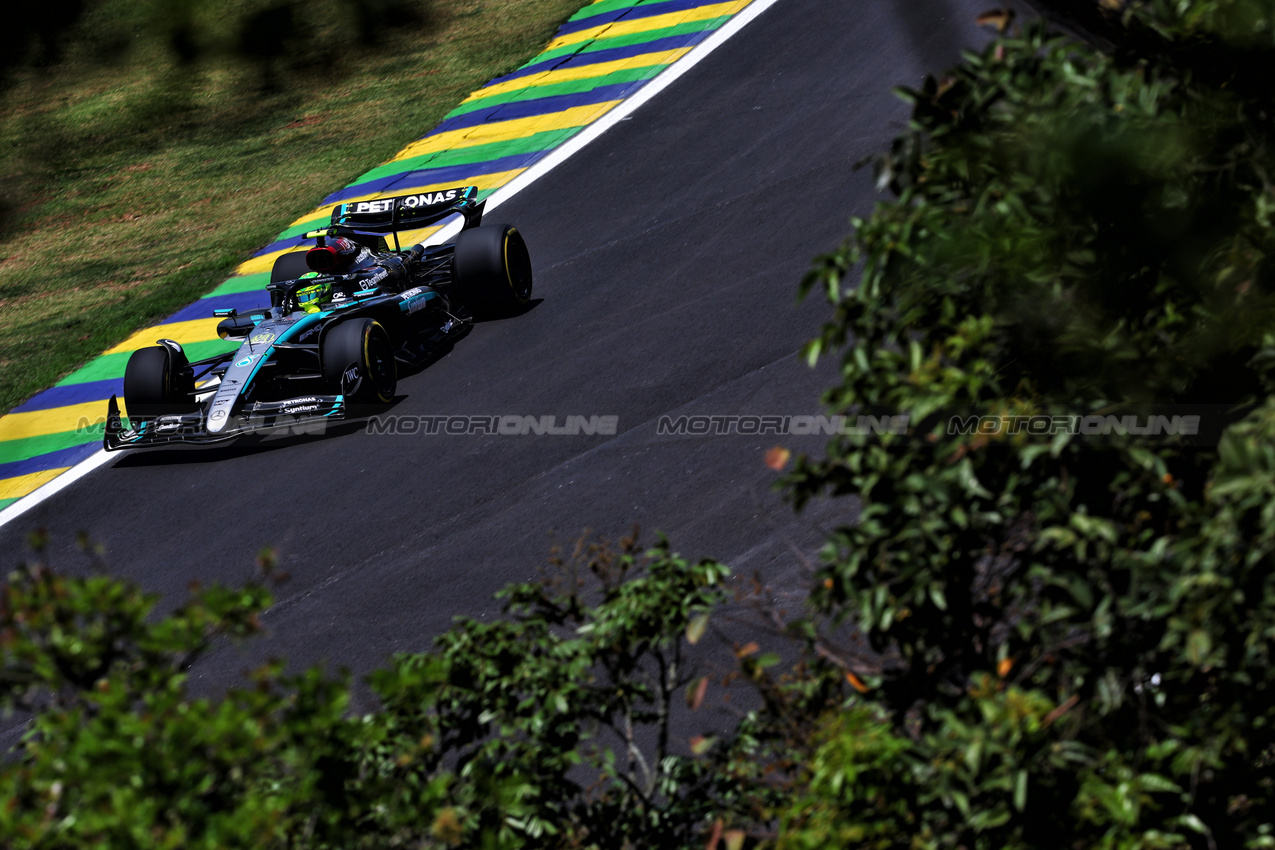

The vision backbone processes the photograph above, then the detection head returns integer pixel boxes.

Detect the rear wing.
[319,186,485,250]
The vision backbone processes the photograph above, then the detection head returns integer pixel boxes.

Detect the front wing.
[103,394,348,451]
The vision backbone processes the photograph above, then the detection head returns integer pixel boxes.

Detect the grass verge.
[0,0,592,414]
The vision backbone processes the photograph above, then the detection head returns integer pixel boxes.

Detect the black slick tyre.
[123,345,193,423]
[323,319,396,405]
[270,251,314,310]
[271,251,312,283]
[452,224,533,318]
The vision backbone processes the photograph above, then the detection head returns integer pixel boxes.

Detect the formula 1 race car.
[104,186,532,450]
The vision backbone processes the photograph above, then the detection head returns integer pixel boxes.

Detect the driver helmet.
[295,272,329,313]
[305,236,361,273]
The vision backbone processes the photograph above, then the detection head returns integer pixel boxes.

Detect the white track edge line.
[0,0,784,532]
[482,0,786,216]
[0,449,119,529]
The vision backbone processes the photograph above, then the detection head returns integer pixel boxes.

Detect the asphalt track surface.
[1,0,1028,721]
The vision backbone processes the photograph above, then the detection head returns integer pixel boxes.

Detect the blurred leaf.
[686,613,709,645]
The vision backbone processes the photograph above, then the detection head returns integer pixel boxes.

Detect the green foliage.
[0,542,269,711]
[0,542,332,848]
[778,5,1275,848]
[10,4,1275,848]
[1121,0,1275,49]
[0,535,743,849]
[363,534,736,848]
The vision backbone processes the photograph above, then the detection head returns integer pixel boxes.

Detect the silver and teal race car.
[104,186,532,450]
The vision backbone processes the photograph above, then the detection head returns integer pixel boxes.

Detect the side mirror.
[217,315,259,340]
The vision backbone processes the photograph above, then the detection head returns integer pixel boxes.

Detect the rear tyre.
[271,251,312,284]
[123,346,193,424]
[323,319,396,405]
[453,224,533,318]
[270,251,315,310]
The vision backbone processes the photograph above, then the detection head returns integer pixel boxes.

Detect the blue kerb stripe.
[0,441,100,481]
[431,82,643,134]
[253,233,338,259]
[490,31,712,86]
[317,152,547,208]
[556,0,717,37]
[165,291,272,324]
[12,380,124,414]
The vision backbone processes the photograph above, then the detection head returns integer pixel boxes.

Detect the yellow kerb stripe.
[546,1,751,51]
[393,101,621,162]
[0,401,107,443]
[0,467,73,501]
[103,318,224,356]
[382,224,446,250]
[465,47,693,102]
[237,248,303,278]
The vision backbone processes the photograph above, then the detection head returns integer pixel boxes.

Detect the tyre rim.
[365,329,395,401]
[504,232,532,301]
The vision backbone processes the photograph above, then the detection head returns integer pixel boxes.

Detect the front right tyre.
[323,318,396,405]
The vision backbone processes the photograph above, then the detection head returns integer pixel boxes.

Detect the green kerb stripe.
[567,0,650,22]
[447,65,667,118]
[2,429,100,467]
[205,272,271,296]
[357,128,586,184]
[55,340,238,387]
[518,18,727,69]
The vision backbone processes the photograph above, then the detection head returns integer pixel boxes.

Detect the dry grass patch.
[0,0,591,413]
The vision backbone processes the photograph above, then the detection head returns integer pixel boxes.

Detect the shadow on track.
[110,300,543,469]
[110,413,389,467]
[892,0,1022,70]
[470,297,543,325]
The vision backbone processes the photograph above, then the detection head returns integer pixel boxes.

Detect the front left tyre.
[123,345,194,424]
[322,319,396,405]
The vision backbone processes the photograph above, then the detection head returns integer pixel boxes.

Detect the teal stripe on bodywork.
[229,309,330,394]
